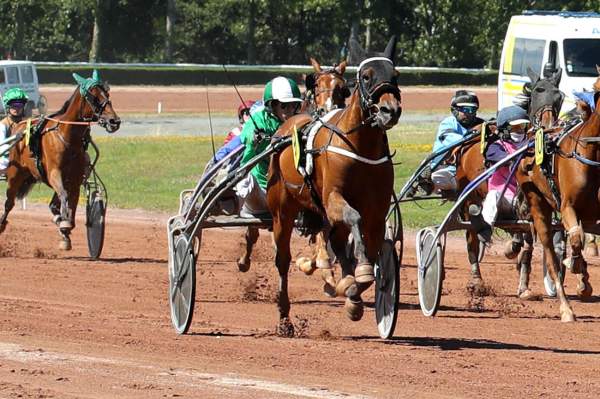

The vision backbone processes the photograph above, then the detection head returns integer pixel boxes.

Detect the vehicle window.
[19,66,34,83]
[504,38,545,76]
[0,69,4,84]
[564,39,600,77]
[6,66,19,84]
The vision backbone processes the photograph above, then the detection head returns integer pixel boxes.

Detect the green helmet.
[3,88,29,110]
[263,77,302,105]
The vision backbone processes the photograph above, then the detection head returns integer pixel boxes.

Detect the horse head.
[73,70,121,133]
[526,66,564,129]
[305,58,349,116]
[355,36,402,130]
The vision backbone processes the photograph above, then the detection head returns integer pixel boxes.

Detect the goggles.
[275,101,300,111]
[8,101,26,109]
[456,106,477,114]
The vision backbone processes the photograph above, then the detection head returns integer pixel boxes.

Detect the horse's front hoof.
[59,240,72,251]
[335,276,357,298]
[354,263,374,284]
[344,297,364,321]
[577,281,593,299]
[296,257,316,275]
[276,317,295,338]
[518,289,541,301]
[321,269,337,298]
[503,240,521,260]
[585,243,599,257]
[563,256,585,274]
[237,257,250,273]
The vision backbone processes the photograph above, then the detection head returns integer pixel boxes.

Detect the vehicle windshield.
[564,39,600,77]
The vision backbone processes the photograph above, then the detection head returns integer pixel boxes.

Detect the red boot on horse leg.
[268,37,402,329]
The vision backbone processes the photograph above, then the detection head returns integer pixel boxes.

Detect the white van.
[0,60,47,116]
[498,11,600,114]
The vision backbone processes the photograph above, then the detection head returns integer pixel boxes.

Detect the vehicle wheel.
[375,237,400,339]
[169,231,197,335]
[416,227,444,317]
[86,190,106,259]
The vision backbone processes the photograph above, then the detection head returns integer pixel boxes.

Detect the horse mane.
[49,88,79,118]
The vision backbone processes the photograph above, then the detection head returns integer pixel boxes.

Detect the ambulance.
[498,11,600,114]
[0,60,46,116]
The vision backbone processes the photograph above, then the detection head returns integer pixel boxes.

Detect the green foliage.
[0,0,595,68]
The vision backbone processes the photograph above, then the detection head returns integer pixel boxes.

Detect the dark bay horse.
[237,59,350,272]
[456,67,564,299]
[0,70,120,250]
[514,68,600,322]
[267,37,402,334]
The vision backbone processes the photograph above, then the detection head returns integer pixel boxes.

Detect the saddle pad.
[305,108,343,175]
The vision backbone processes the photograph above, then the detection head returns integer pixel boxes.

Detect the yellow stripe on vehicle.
[503,36,515,74]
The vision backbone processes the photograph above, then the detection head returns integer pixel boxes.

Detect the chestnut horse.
[237,59,349,272]
[514,67,600,322]
[267,37,402,335]
[0,70,120,250]
[455,67,564,299]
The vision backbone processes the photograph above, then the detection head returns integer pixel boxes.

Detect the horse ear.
[336,60,347,75]
[310,57,322,73]
[92,69,101,81]
[383,35,397,63]
[552,67,562,86]
[304,73,316,91]
[526,66,540,85]
[72,73,86,86]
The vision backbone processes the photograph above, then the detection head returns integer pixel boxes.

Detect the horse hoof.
[585,244,599,257]
[52,215,61,225]
[344,297,364,321]
[237,258,250,273]
[577,283,593,299]
[518,289,541,301]
[59,220,73,230]
[321,269,337,298]
[59,240,72,251]
[466,277,485,296]
[296,257,316,275]
[503,240,520,260]
[323,282,336,298]
[276,317,295,338]
[561,312,576,323]
[354,263,374,284]
[335,276,357,298]
[563,257,585,274]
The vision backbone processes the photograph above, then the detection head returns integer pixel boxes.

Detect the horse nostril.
[380,106,391,114]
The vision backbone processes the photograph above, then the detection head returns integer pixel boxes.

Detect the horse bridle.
[80,84,113,127]
[356,57,401,116]
[307,69,349,115]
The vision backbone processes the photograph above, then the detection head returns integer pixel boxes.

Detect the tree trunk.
[246,1,256,64]
[89,0,107,62]
[13,4,24,59]
[164,0,175,62]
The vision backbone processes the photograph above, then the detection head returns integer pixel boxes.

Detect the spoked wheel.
[416,227,445,317]
[86,190,106,259]
[168,223,197,335]
[542,230,567,297]
[375,238,400,339]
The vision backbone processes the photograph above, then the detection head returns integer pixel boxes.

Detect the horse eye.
[535,87,545,93]
[362,74,369,81]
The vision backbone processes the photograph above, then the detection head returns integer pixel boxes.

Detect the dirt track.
[1,207,600,398]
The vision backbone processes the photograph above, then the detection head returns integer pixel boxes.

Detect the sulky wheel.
[86,190,106,259]
[168,221,197,335]
[416,227,445,317]
[374,233,400,339]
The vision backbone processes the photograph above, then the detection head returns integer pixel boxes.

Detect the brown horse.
[515,67,600,322]
[455,67,564,300]
[267,37,402,335]
[237,59,350,273]
[0,70,120,250]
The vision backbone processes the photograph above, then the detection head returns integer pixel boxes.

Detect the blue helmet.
[497,105,530,129]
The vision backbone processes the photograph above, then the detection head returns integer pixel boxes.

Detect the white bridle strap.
[356,57,393,77]
[326,145,389,165]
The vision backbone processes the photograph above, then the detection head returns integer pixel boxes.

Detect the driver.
[236,77,302,217]
[0,88,29,174]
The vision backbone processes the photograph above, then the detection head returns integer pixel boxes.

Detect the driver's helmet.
[450,90,479,113]
[2,88,29,111]
[263,77,302,106]
[497,105,530,130]
[237,100,256,120]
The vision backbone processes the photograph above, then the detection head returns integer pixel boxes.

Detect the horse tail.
[16,176,36,200]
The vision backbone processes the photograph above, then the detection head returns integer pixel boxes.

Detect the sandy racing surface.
[2,86,600,398]
[1,207,600,398]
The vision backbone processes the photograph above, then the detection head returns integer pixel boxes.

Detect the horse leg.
[237,227,259,272]
[49,193,61,225]
[465,229,484,292]
[326,191,373,284]
[562,206,593,298]
[527,190,574,321]
[584,233,598,257]
[271,210,296,337]
[47,171,73,250]
[516,233,535,300]
[0,167,30,235]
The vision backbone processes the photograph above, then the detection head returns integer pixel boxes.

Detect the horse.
[514,66,600,322]
[267,37,402,335]
[0,70,120,250]
[455,67,564,299]
[237,58,350,273]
